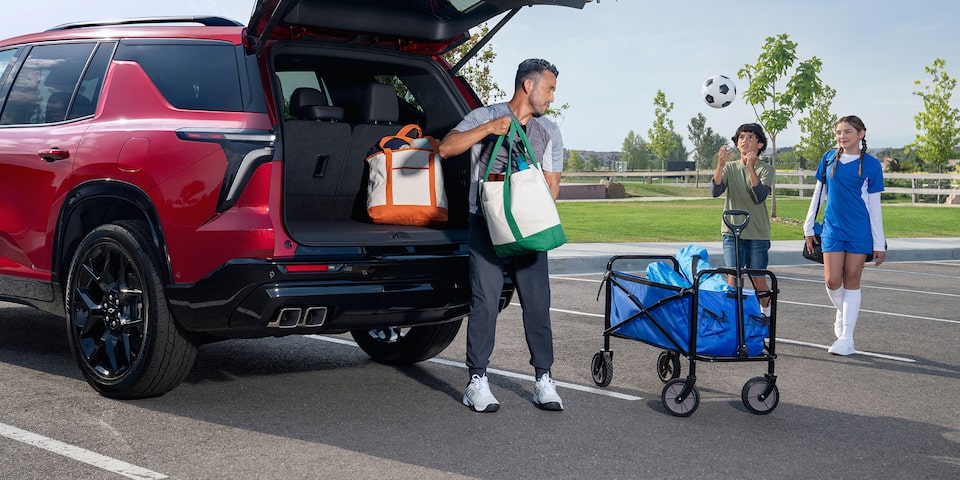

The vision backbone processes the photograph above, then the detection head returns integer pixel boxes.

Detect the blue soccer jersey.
[815,151,884,245]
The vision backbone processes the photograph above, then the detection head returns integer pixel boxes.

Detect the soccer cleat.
[834,310,843,339]
[828,338,855,356]
[463,374,499,412]
[533,373,563,411]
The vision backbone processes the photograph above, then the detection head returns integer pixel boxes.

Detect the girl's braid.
[830,141,867,178]
[830,147,841,178]
[858,137,867,177]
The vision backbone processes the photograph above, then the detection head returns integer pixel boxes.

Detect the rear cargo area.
[275,45,472,247]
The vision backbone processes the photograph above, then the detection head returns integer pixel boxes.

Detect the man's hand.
[486,116,513,136]
[439,115,514,159]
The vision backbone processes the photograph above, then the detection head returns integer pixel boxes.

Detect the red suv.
[0,0,588,398]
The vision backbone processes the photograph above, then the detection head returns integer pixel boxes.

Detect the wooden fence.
[562,170,960,203]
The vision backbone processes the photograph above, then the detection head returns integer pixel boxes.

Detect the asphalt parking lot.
[1,256,959,479]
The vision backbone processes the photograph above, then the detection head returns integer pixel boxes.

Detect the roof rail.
[46,16,243,32]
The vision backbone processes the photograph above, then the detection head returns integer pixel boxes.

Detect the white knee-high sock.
[826,286,845,312]
[841,289,861,340]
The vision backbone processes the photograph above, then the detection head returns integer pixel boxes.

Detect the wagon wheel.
[590,351,613,387]
[656,350,681,383]
[741,376,780,415]
[661,378,699,417]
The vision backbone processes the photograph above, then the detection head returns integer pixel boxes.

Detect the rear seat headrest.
[360,83,399,124]
[290,87,344,121]
[300,105,344,122]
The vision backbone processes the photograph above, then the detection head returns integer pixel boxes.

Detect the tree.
[566,149,586,171]
[586,155,601,171]
[648,90,680,171]
[667,131,689,166]
[545,102,570,125]
[738,33,824,216]
[912,57,960,173]
[442,23,505,104]
[878,146,921,173]
[775,149,800,170]
[795,85,837,169]
[687,113,729,185]
[621,130,651,171]
[701,132,729,171]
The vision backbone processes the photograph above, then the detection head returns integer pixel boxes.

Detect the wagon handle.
[722,209,750,236]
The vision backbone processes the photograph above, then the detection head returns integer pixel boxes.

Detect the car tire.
[350,319,462,365]
[65,220,197,399]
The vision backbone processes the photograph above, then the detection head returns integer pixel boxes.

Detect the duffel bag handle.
[378,124,424,150]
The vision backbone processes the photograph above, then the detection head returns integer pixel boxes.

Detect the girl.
[803,115,886,356]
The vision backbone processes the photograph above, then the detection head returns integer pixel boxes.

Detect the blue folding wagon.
[590,211,780,417]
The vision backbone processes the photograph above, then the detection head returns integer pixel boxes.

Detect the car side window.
[375,74,427,126]
[0,48,17,113]
[276,71,330,119]
[114,40,242,112]
[0,43,95,125]
[0,49,16,86]
[68,41,115,120]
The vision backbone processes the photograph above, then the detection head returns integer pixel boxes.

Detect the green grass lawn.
[557,197,960,243]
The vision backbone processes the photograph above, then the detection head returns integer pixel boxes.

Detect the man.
[438,58,564,412]
[711,123,775,317]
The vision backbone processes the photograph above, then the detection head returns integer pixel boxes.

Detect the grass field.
[556,197,960,243]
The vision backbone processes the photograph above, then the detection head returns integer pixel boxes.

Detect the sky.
[5,0,959,152]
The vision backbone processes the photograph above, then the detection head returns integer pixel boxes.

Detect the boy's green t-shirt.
[719,160,774,240]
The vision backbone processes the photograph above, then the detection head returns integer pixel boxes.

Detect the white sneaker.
[834,310,843,339]
[828,338,855,356]
[533,373,563,411]
[463,374,499,412]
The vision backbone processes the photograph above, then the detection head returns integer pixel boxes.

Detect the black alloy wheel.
[65,221,197,399]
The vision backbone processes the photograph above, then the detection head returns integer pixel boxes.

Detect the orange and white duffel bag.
[366,124,448,226]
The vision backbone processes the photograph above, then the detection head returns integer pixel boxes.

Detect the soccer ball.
[701,74,737,108]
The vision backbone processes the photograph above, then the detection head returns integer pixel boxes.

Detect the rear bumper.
[166,253,471,337]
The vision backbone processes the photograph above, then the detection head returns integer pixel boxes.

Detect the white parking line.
[0,422,167,480]
[550,274,960,327]
[548,275,602,283]
[776,275,960,298]
[776,338,916,362]
[920,261,960,267]
[548,306,603,318]
[531,299,926,363]
[783,300,960,325]
[876,267,960,280]
[555,272,960,299]
[429,357,643,401]
[547,303,920,363]
[307,335,643,401]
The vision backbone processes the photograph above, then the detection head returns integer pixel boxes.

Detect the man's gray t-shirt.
[451,102,564,214]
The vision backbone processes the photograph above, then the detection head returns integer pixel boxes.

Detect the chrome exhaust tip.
[302,307,327,327]
[269,308,302,328]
